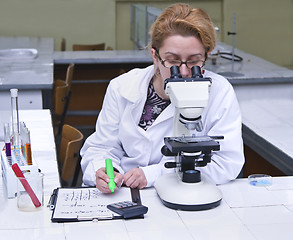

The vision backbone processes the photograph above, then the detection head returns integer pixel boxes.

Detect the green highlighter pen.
[105,158,116,193]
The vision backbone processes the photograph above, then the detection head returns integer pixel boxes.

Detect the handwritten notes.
[51,187,131,221]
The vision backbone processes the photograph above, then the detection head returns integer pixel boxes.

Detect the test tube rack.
[1,150,38,199]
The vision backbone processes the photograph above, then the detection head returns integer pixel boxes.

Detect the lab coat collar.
[118,65,175,127]
[119,65,155,103]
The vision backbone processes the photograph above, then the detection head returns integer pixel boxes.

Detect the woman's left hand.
[123,168,147,189]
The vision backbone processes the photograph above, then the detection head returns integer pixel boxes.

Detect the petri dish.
[248,174,272,187]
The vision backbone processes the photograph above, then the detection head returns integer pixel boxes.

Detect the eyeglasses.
[155,49,205,69]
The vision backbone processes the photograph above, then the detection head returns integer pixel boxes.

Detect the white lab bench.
[0,37,54,110]
[57,178,293,240]
[206,43,293,168]
[1,109,293,240]
[234,83,293,175]
[209,44,293,175]
[0,110,59,193]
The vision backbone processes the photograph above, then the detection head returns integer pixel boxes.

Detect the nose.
[179,64,191,78]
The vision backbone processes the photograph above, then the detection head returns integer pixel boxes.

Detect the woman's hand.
[123,168,147,189]
[95,167,123,193]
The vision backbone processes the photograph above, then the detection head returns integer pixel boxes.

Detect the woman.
[80,3,244,193]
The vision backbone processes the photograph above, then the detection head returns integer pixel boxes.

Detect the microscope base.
[154,172,222,211]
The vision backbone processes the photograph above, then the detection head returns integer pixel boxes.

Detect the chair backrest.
[59,124,84,184]
[72,43,105,51]
[106,46,113,51]
[53,80,70,115]
[65,63,75,88]
[52,63,75,136]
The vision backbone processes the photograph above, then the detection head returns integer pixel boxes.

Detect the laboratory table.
[0,109,61,238]
[1,174,293,239]
[1,110,293,240]
[0,37,54,109]
[53,42,293,85]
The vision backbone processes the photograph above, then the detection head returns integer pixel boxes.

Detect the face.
[151,35,206,99]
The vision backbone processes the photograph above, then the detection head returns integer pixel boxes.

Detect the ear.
[206,51,211,60]
[150,48,157,63]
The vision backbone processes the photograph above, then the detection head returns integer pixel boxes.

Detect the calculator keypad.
[107,201,148,218]
[112,201,138,208]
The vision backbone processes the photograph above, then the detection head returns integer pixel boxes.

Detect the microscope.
[154,66,223,211]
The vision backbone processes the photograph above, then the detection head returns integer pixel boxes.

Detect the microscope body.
[164,66,211,135]
[154,66,223,211]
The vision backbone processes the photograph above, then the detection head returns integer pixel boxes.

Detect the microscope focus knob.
[182,170,201,183]
[164,162,177,168]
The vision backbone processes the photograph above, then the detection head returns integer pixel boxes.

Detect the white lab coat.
[80,65,244,187]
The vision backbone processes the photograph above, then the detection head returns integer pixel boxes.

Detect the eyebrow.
[164,52,204,58]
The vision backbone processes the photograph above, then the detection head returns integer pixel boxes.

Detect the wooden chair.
[65,63,74,89]
[106,46,113,50]
[72,43,105,51]
[52,63,75,136]
[58,124,84,187]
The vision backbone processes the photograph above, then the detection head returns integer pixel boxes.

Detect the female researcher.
[80,3,244,193]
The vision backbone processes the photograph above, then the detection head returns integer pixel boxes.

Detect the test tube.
[4,123,11,157]
[26,130,32,165]
[10,89,20,148]
[10,88,22,165]
[20,121,26,158]
[19,121,32,165]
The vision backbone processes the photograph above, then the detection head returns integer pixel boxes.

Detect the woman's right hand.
[95,167,123,193]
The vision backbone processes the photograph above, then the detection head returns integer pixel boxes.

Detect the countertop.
[53,42,293,85]
[1,112,293,240]
[0,37,54,90]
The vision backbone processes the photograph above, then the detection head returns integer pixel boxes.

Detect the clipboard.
[49,187,144,222]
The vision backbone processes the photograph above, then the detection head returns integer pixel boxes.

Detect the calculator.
[107,201,148,219]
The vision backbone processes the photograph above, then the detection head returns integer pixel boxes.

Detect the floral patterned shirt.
[139,80,170,130]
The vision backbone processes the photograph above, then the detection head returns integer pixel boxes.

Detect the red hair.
[150,3,216,55]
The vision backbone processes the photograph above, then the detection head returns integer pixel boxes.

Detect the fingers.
[95,168,124,193]
[114,172,124,188]
[123,168,147,189]
[96,167,111,193]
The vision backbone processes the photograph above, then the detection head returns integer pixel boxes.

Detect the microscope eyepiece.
[191,66,203,78]
[170,66,182,79]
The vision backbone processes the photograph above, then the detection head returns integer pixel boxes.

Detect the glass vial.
[10,88,20,148]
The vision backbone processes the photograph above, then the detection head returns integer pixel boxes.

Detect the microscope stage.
[164,136,220,153]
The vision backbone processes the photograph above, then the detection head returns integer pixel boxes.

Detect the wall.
[0,0,293,68]
[115,0,293,69]
[115,0,223,50]
[0,0,116,51]
[222,0,293,69]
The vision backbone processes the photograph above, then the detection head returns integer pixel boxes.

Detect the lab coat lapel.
[119,99,152,168]
[119,65,154,140]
